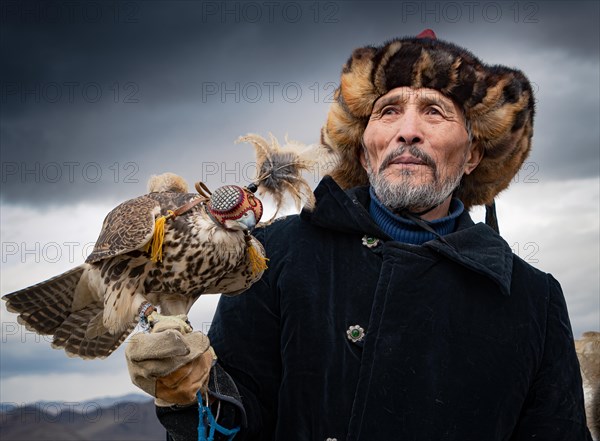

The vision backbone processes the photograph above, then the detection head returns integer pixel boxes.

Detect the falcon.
[2,173,266,359]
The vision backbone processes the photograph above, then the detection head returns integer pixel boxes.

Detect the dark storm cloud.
[523,0,600,57]
[0,0,598,206]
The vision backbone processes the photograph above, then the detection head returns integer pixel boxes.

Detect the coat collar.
[301,176,513,296]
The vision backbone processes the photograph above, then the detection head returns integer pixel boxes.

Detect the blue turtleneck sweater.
[369,187,464,245]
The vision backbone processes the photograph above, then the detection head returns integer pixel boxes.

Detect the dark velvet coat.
[159,176,591,441]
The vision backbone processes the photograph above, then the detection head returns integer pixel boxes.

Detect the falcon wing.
[86,195,161,263]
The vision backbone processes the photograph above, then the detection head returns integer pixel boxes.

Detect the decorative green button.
[346,325,365,343]
[361,235,380,248]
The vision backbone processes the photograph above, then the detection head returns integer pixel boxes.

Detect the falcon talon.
[138,301,155,317]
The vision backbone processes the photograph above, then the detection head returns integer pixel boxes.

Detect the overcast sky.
[1,0,599,406]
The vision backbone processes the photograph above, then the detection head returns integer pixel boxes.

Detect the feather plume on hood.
[237,133,339,223]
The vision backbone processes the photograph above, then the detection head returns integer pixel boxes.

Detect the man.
[127,31,592,440]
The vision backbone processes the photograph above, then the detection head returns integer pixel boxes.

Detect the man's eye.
[382,107,397,115]
[426,106,442,116]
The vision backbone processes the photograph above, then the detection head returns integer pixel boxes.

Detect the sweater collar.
[301,176,513,296]
[368,187,464,245]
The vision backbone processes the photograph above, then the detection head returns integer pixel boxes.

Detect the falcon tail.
[2,266,133,359]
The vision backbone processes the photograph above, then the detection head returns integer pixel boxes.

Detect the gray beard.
[365,145,466,214]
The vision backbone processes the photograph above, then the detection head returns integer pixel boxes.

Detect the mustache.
[378,145,437,174]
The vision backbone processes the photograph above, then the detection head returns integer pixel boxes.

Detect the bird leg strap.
[197,389,240,441]
[138,301,156,332]
[137,301,192,333]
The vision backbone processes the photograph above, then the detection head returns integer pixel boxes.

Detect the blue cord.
[197,391,240,441]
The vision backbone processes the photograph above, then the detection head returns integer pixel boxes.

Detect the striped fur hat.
[321,30,535,209]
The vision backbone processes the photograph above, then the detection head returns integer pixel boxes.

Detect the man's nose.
[394,109,423,145]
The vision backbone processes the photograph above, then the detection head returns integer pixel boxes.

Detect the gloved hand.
[125,317,217,407]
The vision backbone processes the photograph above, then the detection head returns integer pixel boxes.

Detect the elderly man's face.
[361,87,482,217]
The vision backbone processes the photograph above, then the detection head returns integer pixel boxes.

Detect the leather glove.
[125,317,217,406]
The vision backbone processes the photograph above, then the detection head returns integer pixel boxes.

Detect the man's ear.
[463,141,484,175]
[359,146,369,172]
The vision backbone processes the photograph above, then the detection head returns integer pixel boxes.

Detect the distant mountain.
[79,392,152,409]
[0,395,167,441]
[0,393,151,414]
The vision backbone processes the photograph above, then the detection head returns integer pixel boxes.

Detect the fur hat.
[321,30,535,209]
